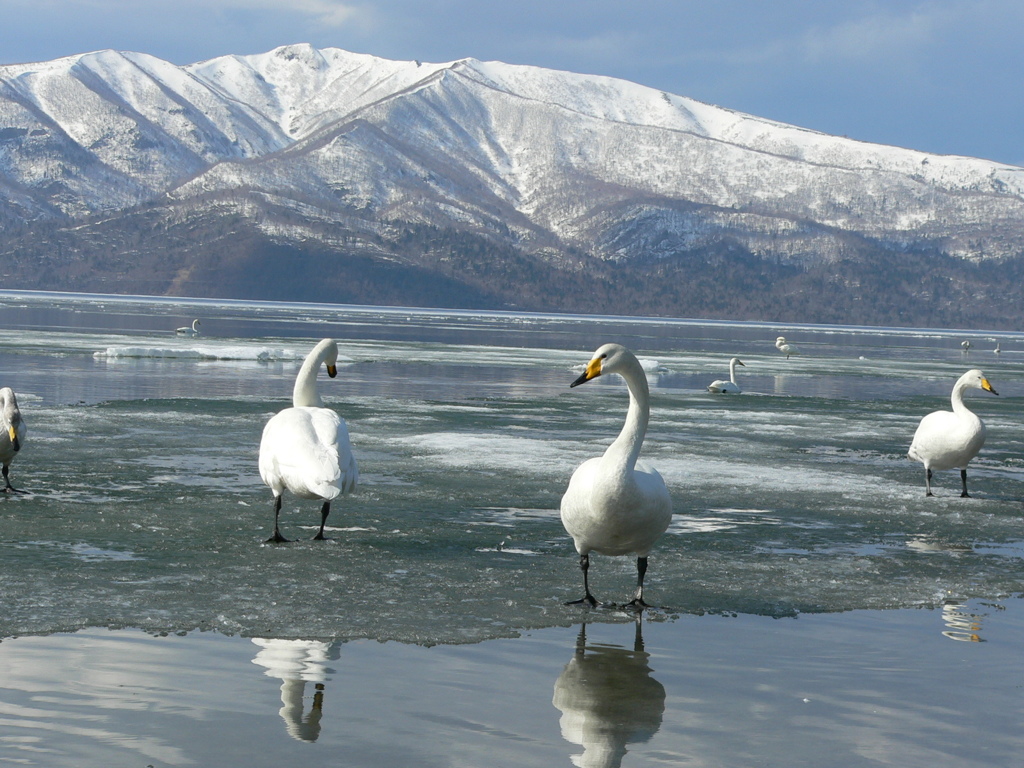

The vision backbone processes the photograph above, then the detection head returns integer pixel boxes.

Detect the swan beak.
[737,360,746,366]
[570,357,603,388]
[326,364,337,379]
[8,426,19,452]
[982,378,998,395]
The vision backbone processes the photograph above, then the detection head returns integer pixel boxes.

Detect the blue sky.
[2,0,1021,166]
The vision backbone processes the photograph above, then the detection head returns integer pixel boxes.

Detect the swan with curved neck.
[908,369,997,497]
[775,336,799,359]
[560,343,672,609]
[707,357,745,393]
[0,387,26,493]
[176,319,201,336]
[258,339,358,542]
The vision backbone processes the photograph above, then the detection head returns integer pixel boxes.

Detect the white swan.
[961,339,972,353]
[775,336,799,359]
[560,344,673,609]
[258,339,358,542]
[907,369,997,497]
[0,387,26,493]
[176,319,201,336]
[994,341,1001,354]
[707,357,745,393]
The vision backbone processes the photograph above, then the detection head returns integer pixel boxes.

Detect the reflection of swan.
[259,339,359,542]
[775,336,799,358]
[908,369,997,497]
[707,358,745,393]
[552,623,666,768]
[175,319,201,336]
[252,639,341,741]
[0,387,26,493]
[940,599,984,642]
[561,344,672,609]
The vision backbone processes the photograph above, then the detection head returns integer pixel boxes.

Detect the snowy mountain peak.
[1,44,1023,324]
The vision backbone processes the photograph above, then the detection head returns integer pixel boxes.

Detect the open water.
[0,290,1022,767]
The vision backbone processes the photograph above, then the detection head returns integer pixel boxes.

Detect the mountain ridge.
[1,44,1022,327]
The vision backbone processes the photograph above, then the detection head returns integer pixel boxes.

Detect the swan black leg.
[266,495,290,543]
[624,556,652,611]
[313,501,331,540]
[960,469,970,498]
[566,553,599,607]
[1,464,24,494]
[925,468,934,497]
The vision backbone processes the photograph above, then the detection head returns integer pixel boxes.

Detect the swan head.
[962,369,998,396]
[570,343,634,387]
[731,358,745,367]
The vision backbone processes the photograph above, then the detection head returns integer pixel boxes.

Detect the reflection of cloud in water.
[552,624,665,768]
[251,638,341,742]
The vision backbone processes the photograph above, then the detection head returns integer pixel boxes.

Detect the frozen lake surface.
[0,290,1022,766]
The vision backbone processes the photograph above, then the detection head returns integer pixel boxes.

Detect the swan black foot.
[312,500,331,540]
[566,553,601,607]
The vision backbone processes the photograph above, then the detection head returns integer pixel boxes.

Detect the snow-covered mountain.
[2,44,1023,325]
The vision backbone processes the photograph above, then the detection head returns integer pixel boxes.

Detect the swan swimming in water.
[707,358,745,393]
[0,387,26,493]
[560,343,673,609]
[176,319,201,336]
[258,339,358,542]
[907,369,997,497]
[775,336,799,359]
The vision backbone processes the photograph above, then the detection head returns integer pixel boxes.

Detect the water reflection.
[251,638,341,742]
[940,599,985,643]
[552,623,666,768]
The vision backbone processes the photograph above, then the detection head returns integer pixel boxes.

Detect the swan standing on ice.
[908,369,997,497]
[176,319,201,336]
[0,388,26,493]
[560,344,673,609]
[258,339,358,542]
[707,358,745,393]
[775,336,799,359]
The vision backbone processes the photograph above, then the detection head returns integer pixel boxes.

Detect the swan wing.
[908,410,985,470]
[259,407,357,500]
[560,459,672,557]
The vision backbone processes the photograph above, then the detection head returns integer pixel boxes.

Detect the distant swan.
[994,341,1001,354]
[176,319,201,336]
[707,357,745,393]
[775,336,799,359]
[908,369,997,497]
[560,343,673,609]
[0,387,26,493]
[258,339,358,542]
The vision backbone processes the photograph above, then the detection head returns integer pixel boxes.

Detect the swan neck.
[604,364,650,471]
[729,359,738,384]
[293,352,327,407]
[950,381,973,417]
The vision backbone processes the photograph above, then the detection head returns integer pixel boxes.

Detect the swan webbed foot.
[925,490,934,497]
[266,531,291,543]
[622,597,652,612]
[312,532,330,541]
[960,491,971,498]
[565,593,600,608]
